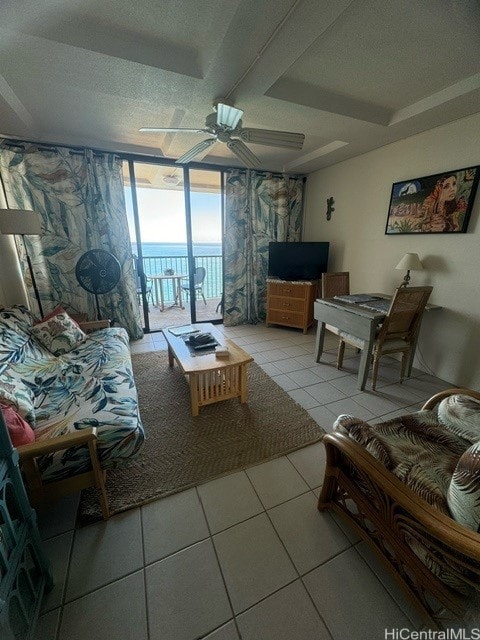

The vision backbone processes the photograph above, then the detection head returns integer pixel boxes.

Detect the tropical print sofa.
[319,388,480,626]
[0,306,144,483]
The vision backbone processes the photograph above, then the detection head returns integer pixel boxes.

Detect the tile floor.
[34,323,477,640]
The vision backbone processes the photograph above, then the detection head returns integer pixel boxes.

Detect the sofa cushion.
[30,311,87,356]
[438,394,480,443]
[1,404,35,447]
[448,440,480,532]
[334,412,466,515]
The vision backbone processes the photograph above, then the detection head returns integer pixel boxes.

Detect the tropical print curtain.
[224,169,305,326]
[0,143,143,339]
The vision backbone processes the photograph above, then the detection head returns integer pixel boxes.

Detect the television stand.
[266,278,318,333]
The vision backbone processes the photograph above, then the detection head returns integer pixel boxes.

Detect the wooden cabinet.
[266,279,318,333]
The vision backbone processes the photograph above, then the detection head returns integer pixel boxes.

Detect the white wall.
[304,112,480,389]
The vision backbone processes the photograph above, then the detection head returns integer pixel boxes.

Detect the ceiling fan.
[140,102,305,168]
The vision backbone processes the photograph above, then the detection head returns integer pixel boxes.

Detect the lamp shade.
[395,253,423,271]
[0,209,42,235]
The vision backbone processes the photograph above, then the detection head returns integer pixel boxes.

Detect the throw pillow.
[438,394,480,443]
[36,306,81,327]
[30,311,87,356]
[447,440,480,532]
[1,404,35,447]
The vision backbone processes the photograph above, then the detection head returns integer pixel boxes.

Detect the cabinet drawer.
[268,282,307,298]
[268,296,306,313]
[267,309,305,327]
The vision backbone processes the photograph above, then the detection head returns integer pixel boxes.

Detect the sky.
[124,187,222,244]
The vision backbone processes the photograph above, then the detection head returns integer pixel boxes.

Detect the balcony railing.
[140,255,223,302]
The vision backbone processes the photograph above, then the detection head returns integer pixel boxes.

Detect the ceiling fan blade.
[175,138,216,164]
[139,127,212,134]
[239,128,305,149]
[216,103,244,129]
[227,139,261,168]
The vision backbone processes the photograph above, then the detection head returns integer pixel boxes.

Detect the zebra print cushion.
[438,394,480,443]
[448,441,480,533]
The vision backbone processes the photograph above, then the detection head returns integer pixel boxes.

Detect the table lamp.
[395,252,423,287]
[0,208,44,317]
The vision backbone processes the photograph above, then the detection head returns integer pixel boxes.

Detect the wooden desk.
[150,274,187,311]
[163,323,253,416]
[314,294,439,390]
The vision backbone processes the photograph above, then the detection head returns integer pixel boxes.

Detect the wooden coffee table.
[163,323,254,416]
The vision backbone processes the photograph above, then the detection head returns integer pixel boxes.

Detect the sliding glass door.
[123,161,224,332]
[186,169,223,323]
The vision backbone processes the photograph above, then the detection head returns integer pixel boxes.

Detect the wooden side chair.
[337,285,433,390]
[321,272,350,341]
[321,272,350,298]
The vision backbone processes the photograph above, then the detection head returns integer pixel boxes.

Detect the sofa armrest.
[78,319,111,333]
[17,427,98,459]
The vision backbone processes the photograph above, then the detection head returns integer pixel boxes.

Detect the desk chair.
[182,266,206,305]
[322,272,350,298]
[322,272,350,342]
[337,285,433,390]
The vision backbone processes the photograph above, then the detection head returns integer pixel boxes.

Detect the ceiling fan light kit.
[140,102,305,168]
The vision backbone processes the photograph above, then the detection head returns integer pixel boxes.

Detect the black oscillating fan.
[75,250,121,320]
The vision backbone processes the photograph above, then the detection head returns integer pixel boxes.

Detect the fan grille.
[75,250,121,294]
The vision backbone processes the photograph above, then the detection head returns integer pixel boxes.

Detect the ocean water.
[133,242,222,258]
[133,242,223,298]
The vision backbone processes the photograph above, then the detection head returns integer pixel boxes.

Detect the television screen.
[268,242,330,281]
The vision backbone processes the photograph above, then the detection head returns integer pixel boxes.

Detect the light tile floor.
[35,323,478,640]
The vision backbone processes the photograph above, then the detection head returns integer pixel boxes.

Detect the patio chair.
[182,266,206,304]
[133,258,153,306]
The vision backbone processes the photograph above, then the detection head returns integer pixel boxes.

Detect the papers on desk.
[357,299,392,313]
[334,294,381,304]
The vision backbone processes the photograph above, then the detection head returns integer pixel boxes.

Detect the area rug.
[78,350,326,524]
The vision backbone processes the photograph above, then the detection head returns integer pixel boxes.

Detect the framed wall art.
[385,165,480,234]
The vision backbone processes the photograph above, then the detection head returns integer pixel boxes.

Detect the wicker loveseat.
[319,388,480,627]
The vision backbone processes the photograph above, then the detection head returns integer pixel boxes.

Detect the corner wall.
[303,112,480,389]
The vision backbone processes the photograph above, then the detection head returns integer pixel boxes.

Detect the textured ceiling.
[1,0,479,173]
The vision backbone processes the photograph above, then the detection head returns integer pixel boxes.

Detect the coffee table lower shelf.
[189,364,249,416]
[163,323,253,416]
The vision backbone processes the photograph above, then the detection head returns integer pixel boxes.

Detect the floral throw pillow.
[30,311,87,356]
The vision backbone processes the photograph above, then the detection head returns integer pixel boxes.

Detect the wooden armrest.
[422,387,480,410]
[17,427,98,459]
[79,319,111,332]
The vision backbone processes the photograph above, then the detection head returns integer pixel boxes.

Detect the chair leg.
[202,291,206,305]
[371,352,381,391]
[400,350,409,384]
[337,340,345,369]
[87,439,109,520]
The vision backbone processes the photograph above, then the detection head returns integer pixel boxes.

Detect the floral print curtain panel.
[224,169,305,326]
[0,143,143,339]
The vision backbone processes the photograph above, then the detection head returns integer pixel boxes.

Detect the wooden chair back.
[321,272,350,298]
[376,286,433,347]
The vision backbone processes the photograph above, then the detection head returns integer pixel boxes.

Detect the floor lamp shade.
[0,208,44,317]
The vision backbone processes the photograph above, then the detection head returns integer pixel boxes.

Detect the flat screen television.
[268,241,330,281]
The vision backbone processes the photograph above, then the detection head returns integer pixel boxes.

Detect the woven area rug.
[78,350,325,524]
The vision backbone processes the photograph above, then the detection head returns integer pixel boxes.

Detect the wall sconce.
[395,252,423,287]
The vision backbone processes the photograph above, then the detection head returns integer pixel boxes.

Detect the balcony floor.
[142,296,223,333]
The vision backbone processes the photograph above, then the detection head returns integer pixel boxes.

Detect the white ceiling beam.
[389,72,480,125]
[8,20,204,80]
[223,0,354,101]
[0,74,35,134]
[284,140,349,170]
[267,78,392,125]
